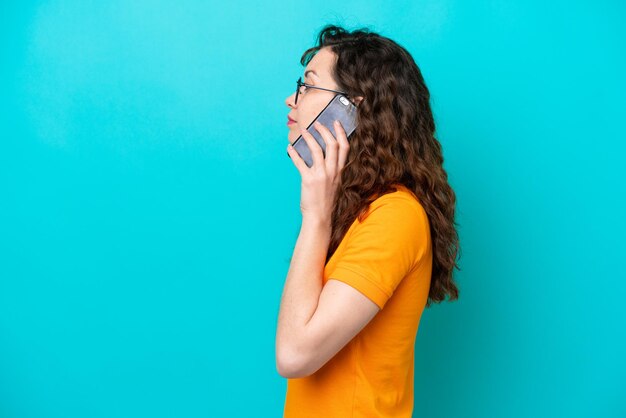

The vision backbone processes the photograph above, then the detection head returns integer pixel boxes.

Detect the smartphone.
[287,94,358,168]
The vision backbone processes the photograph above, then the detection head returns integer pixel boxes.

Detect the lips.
[287,116,296,122]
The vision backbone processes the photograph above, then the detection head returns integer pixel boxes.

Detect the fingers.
[300,128,324,169]
[288,121,348,175]
[287,143,309,173]
[312,121,338,171]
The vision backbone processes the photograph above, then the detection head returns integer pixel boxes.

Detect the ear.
[352,96,364,107]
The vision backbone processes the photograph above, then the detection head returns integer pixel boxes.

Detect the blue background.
[1,1,624,417]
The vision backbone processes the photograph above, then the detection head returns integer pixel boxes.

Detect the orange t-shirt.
[283,184,433,418]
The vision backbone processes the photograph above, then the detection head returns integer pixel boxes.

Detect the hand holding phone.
[287,94,358,168]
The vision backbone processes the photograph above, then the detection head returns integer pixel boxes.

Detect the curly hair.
[300,24,461,307]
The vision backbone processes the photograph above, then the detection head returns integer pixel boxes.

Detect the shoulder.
[363,184,429,228]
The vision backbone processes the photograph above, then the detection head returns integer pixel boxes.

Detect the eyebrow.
[304,69,318,79]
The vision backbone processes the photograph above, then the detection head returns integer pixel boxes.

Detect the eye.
[299,85,308,94]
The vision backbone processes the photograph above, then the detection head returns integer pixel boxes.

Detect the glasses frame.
[295,76,352,105]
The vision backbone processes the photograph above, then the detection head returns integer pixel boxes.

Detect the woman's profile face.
[284,47,342,145]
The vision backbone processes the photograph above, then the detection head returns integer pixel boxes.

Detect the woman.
[276,24,460,418]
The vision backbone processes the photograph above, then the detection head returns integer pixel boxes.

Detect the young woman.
[276,24,460,418]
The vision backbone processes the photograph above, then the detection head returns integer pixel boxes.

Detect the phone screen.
[287,94,358,168]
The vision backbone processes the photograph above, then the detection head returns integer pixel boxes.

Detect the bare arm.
[276,217,330,376]
[275,217,380,378]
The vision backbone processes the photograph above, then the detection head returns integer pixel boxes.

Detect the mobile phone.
[287,94,358,168]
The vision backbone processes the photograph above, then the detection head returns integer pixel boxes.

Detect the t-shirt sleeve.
[328,196,430,310]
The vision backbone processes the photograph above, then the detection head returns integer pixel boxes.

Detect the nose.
[285,92,297,108]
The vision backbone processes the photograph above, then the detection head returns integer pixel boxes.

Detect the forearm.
[276,217,331,361]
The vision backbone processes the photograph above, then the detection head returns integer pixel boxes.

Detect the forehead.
[304,47,335,78]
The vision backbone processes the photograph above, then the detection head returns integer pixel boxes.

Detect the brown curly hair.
[300,24,461,307]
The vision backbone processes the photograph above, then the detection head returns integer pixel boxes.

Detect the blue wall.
[1,1,624,417]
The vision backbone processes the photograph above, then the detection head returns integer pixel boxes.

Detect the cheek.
[300,105,320,129]
[298,114,310,131]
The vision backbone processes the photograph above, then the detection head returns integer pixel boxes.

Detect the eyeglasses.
[294,76,351,105]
